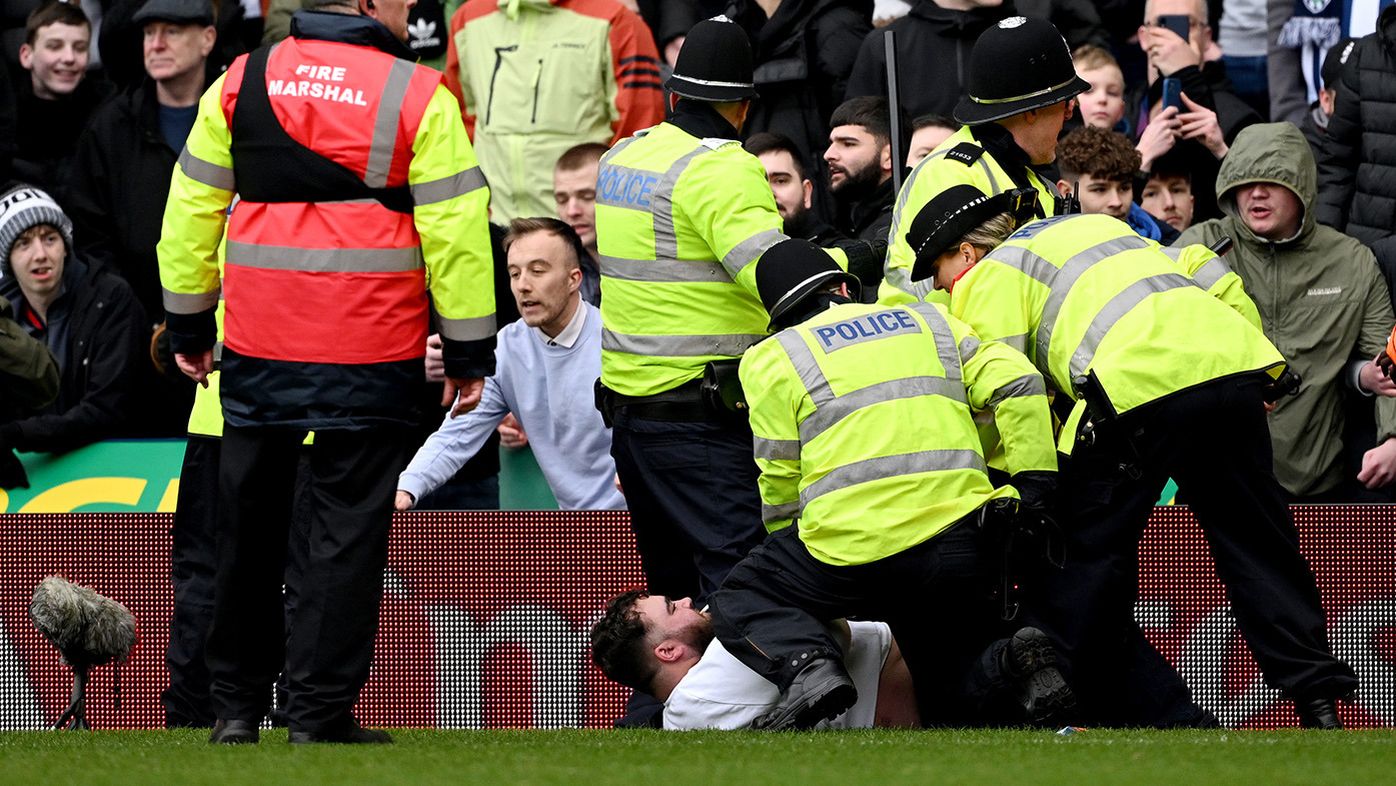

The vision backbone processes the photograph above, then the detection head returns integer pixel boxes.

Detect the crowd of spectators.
[1,0,1395,508]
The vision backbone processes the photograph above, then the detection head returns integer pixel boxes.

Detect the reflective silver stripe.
[163,287,220,315]
[652,146,707,260]
[762,500,800,523]
[1191,257,1233,290]
[777,323,965,447]
[905,303,963,381]
[882,265,938,300]
[438,314,496,342]
[602,329,762,357]
[669,73,756,89]
[364,59,416,189]
[958,335,980,363]
[226,242,423,272]
[754,436,801,461]
[1158,246,1183,261]
[998,333,1029,354]
[600,255,730,284]
[988,374,1047,406]
[721,227,787,278]
[800,449,987,506]
[986,235,1153,366]
[411,166,486,205]
[799,377,966,444]
[1068,273,1198,378]
[177,147,235,191]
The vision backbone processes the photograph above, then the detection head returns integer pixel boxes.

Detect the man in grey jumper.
[396,217,625,511]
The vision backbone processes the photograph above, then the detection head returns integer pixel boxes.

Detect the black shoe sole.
[755,679,858,731]
[1008,628,1077,725]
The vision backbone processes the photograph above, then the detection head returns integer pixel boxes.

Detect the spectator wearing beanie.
[0,185,146,460]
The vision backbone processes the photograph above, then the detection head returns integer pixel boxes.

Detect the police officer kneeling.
[908,190,1359,729]
[707,240,1075,730]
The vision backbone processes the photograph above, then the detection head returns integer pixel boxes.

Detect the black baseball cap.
[133,0,215,26]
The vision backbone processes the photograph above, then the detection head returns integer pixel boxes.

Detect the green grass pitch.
[3,729,1395,786]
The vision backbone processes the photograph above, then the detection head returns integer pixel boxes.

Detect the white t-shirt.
[663,621,892,730]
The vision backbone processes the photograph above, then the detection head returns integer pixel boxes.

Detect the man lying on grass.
[590,591,919,730]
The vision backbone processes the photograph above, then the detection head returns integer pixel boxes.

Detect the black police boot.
[1295,696,1344,730]
[1003,627,1076,725]
[752,657,857,731]
[288,717,393,744]
[208,719,260,744]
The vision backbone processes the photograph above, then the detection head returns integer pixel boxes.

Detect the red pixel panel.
[0,509,1390,729]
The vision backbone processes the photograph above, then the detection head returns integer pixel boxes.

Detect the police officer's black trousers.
[1024,375,1358,726]
[206,425,412,733]
[609,411,766,604]
[709,522,1023,726]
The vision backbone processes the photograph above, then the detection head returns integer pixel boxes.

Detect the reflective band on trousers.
[1068,272,1197,378]
[364,59,417,189]
[226,241,424,272]
[1190,256,1233,290]
[411,166,487,205]
[800,449,988,508]
[178,147,236,191]
[601,329,763,357]
[438,314,497,343]
[600,255,731,284]
[774,307,967,447]
[163,287,221,315]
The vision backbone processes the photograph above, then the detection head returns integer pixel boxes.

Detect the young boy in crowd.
[1056,126,1178,244]
[1140,150,1196,233]
[1073,45,1128,134]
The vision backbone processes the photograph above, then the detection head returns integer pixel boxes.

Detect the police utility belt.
[595,360,747,426]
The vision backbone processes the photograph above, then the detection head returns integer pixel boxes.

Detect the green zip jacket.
[1178,122,1396,497]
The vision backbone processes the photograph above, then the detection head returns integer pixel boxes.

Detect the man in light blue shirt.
[396,218,625,511]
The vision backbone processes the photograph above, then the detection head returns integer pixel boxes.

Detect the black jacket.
[1317,5,1396,270]
[0,256,146,453]
[67,80,180,326]
[834,175,893,243]
[729,0,872,169]
[845,0,1009,121]
[12,77,110,204]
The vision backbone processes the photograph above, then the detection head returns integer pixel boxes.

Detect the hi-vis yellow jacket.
[880,125,1061,305]
[595,121,790,398]
[947,214,1285,454]
[740,301,1056,566]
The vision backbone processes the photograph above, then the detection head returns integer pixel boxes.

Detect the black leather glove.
[1009,471,1063,568]
[1011,471,1058,514]
[0,429,29,490]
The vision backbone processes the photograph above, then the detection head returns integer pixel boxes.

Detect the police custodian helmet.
[953,16,1090,126]
[665,16,759,102]
[757,240,861,329]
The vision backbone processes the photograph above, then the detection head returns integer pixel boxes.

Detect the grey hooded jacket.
[1178,122,1396,497]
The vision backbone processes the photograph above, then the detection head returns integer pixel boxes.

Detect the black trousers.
[1025,375,1358,726]
[206,425,411,732]
[709,523,1023,726]
[609,411,766,604]
[163,436,222,727]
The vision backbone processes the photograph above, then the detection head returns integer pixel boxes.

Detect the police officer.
[594,16,802,604]
[158,0,495,744]
[908,193,1360,729]
[707,239,1073,730]
[880,16,1089,305]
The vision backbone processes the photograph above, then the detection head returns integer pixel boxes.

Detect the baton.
[884,30,904,196]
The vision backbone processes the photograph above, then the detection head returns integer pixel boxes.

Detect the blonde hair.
[961,212,1018,252]
[1072,45,1120,74]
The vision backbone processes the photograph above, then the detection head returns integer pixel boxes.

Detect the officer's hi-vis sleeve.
[949,310,1057,476]
[410,85,496,381]
[739,342,804,534]
[1169,243,1263,331]
[680,149,788,299]
[158,72,235,355]
[947,259,1048,372]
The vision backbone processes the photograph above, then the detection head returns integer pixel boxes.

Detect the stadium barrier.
[0,509,1391,730]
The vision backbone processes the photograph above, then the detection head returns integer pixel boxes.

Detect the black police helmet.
[907,185,1039,283]
[953,16,1090,125]
[666,16,758,102]
[757,239,860,330]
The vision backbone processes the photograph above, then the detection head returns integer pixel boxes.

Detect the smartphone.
[1157,14,1191,43]
[1161,77,1182,112]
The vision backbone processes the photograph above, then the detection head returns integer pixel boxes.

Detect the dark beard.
[830,159,884,202]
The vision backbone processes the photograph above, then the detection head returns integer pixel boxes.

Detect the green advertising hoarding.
[2,440,558,513]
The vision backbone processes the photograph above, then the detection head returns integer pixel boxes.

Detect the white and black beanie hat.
[0,185,73,276]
